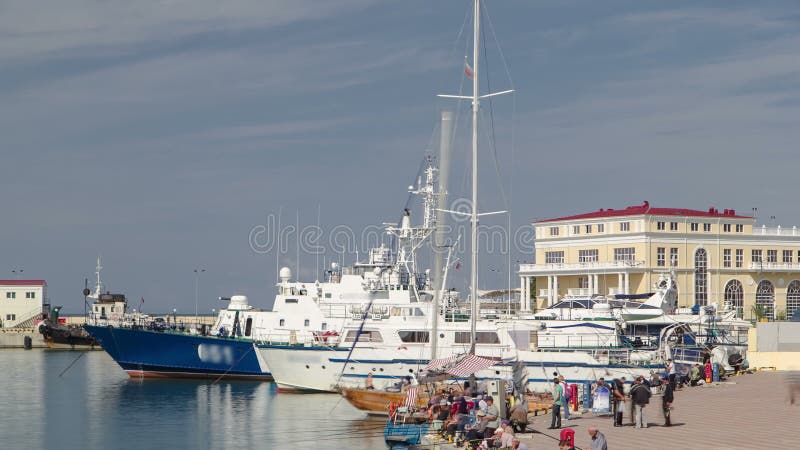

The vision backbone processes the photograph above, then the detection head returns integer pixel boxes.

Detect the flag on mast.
[464,58,474,79]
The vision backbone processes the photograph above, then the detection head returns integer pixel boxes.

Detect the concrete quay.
[424,371,799,450]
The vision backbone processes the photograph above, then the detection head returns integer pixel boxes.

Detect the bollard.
[712,362,720,382]
[23,335,32,349]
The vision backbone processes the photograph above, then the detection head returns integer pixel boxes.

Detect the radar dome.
[229,295,252,311]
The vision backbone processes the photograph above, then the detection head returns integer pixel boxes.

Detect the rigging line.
[480,3,508,211]
[58,351,86,378]
[211,344,256,385]
[481,1,516,91]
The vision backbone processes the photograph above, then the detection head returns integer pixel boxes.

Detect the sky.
[2,0,800,314]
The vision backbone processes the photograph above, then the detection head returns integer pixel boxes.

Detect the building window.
[736,224,744,232]
[756,280,775,320]
[735,249,744,268]
[657,247,666,267]
[657,221,665,231]
[619,222,630,232]
[585,224,592,234]
[784,250,793,264]
[5,292,16,299]
[614,247,636,262]
[767,250,778,263]
[694,249,708,306]
[578,249,598,263]
[723,224,731,232]
[670,248,679,267]
[724,280,744,319]
[573,225,580,235]
[25,292,36,299]
[703,223,711,232]
[597,224,605,233]
[5,314,15,321]
[752,249,762,263]
[549,227,559,236]
[787,280,800,320]
[670,222,678,231]
[690,223,698,232]
[723,249,731,268]
[545,251,565,264]
[578,276,589,289]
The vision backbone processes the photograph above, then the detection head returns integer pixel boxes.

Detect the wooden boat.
[340,387,429,415]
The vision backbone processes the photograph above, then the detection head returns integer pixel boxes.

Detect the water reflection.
[4,351,385,449]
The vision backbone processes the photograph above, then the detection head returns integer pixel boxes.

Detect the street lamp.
[194,268,206,321]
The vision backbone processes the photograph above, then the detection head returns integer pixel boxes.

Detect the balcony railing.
[749,261,800,272]
[753,225,800,236]
[567,288,592,297]
[520,260,645,274]
[538,289,552,298]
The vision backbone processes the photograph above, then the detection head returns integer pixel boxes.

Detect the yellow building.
[518,201,800,321]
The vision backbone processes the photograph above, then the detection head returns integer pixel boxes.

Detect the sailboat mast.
[469,0,480,355]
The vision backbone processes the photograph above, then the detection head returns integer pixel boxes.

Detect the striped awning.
[425,355,459,371]
[425,354,497,378]
[446,354,497,377]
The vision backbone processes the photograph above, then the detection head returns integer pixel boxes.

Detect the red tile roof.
[0,280,46,286]
[537,201,752,223]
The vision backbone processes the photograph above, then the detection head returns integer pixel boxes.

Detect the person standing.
[549,378,563,429]
[588,425,608,450]
[630,376,652,428]
[484,396,500,438]
[666,359,677,387]
[610,378,624,427]
[662,378,674,427]
[559,375,571,421]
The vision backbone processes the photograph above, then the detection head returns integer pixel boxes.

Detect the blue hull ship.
[85,325,271,380]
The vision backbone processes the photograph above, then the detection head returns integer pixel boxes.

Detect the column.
[519,276,526,311]
[547,275,553,306]
[594,274,600,295]
[618,273,623,295]
[553,275,559,305]
[624,272,630,295]
[587,274,594,295]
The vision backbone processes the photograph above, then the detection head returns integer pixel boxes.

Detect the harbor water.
[0,350,386,449]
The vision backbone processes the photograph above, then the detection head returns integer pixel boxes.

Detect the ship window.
[285,298,299,304]
[304,319,310,327]
[454,331,500,344]
[244,318,253,336]
[324,293,332,298]
[321,323,327,331]
[279,319,285,327]
[398,331,430,343]
[344,330,383,343]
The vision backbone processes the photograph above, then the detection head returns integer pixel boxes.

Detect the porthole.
[372,368,377,372]
[495,370,500,375]
[379,368,384,372]
[409,369,413,373]
[350,366,355,370]
[322,365,326,370]
[439,333,445,338]
[305,365,310,369]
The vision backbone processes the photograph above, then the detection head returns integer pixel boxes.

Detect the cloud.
[0,0,378,61]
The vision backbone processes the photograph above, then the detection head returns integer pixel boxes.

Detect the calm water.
[0,350,386,449]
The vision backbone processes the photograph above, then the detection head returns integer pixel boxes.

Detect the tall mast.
[469,0,480,355]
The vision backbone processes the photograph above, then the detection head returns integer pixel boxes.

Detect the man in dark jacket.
[662,378,674,427]
[630,377,652,428]
[610,379,625,427]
